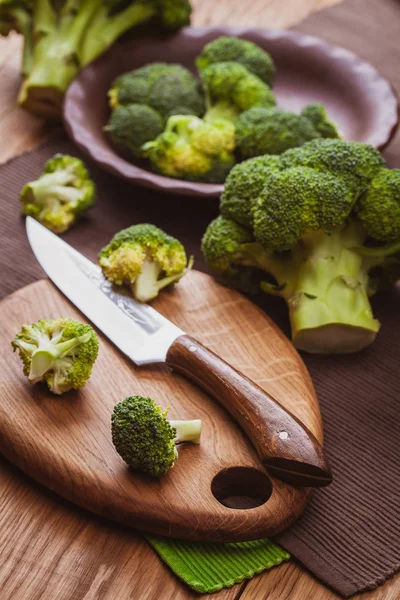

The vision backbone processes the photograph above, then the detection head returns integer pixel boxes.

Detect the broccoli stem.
[170,420,202,444]
[261,224,382,353]
[28,332,91,381]
[204,102,240,124]
[25,170,84,208]
[79,2,157,67]
[132,255,193,303]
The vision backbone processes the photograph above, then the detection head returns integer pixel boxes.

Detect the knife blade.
[26,217,332,488]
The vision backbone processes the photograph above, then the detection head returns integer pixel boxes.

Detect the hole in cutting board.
[211,467,272,509]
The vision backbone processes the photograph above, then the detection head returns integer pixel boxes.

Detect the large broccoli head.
[220,154,282,228]
[143,115,236,183]
[106,63,205,157]
[20,154,96,234]
[235,107,321,159]
[196,36,275,87]
[12,318,99,394]
[98,223,192,302]
[201,61,275,123]
[111,395,202,477]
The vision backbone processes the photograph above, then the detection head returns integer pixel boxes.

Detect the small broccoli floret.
[20,154,96,234]
[356,169,400,242]
[301,103,340,139]
[143,115,236,183]
[220,155,282,228]
[105,105,164,158]
[253,167,356,251]
[12,318,99,395]
[280,139,385,196]
[235,107,320,159]
[99,223,192,302]
[201,61,275,123]
[111,396,201,477]
[196,36,275,87]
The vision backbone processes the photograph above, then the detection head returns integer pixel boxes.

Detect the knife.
[26,217,332,488]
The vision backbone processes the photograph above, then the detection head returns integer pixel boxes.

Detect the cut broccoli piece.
[98,223,193,302]
[20,154,96,234]
[12,318,99,395]
[301,103,340,139]
[111,396,201,477]
[105,63,205,158]
[202,139,400,354]
[220,155,282,228]
[235,107,320,159]
[196,36,276,87]
[142,114,236,183]
[5,0,191,119]
[356,169,400,243]
[201,61,275,123]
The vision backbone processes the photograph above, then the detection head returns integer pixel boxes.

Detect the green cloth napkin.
[145,535,290,594]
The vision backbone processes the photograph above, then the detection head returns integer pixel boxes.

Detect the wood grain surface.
[3,0,399,598]
[0,273,322,541]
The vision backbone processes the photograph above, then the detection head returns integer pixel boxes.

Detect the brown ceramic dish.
[63,26,399,198]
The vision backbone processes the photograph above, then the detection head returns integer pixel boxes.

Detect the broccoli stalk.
[132,253,194,302]
[1,0,191,119]
[12,318,99,394]
[112,396,201,477]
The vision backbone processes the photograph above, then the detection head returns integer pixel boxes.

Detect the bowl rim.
[63,25,400,198]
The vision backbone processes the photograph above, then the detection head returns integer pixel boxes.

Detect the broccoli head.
[202,139,400,354]
[106,63,205,158]
[201,61,275,123]
[235,107,320,159]
[98,223,193,302]
[301,103,340,139]
[356,169,400,243]
[111,396,201,477]
[220,155,282,228]
[196,36,275,87]
[12,318,99,395]
[142,115,236,183]
[20,154,96,234]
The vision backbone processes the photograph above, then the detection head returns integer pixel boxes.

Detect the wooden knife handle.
[166,335,332,488]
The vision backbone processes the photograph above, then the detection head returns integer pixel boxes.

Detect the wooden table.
[0,1,399,598]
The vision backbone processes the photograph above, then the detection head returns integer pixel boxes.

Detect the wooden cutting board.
[0,271,324,543]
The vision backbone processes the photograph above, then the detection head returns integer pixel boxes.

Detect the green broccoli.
[12,318,99,395]
[235,107,321,159]
[98,223,193,302]
[196,36,276,87]
[111,396,202,477]
[301,103,340,139]
[219,155,282,228]
[142,115,236,183]
[105,63,205,158]
[201,61,276,123]
[20,154,96,234]
[1,0,192,118]
[202,139,400,354]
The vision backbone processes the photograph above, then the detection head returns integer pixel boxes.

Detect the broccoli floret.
[108,63,204,118]
[106,63,205,158]
[111,396,201,477]
[20,154,96,234]
[8,0,191,119]
[202,139,400,354]
[201,61,275,123]
[235,107,320,159]
[12,318,99,395]
[98,223,193,302]
[301,103,340,139]
[280,138,385,196]
[356,169,400,242]
[142,115,236,183]
[196,36,275,87]
[105,105,164,158]
[220,155,282,228]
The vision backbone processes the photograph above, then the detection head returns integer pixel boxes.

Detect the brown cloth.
[1,0,400,597]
